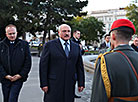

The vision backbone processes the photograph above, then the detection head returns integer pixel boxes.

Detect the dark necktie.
[64,42,69,57]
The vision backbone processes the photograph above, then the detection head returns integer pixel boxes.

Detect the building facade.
[89,8,127,34]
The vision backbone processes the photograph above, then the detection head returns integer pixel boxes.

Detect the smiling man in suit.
[39,24,85,102]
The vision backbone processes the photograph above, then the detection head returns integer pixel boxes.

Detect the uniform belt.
[109,96,138,102]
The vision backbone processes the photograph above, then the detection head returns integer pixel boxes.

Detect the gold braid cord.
[94,53,103,68]
[101,55,111,98]
[95,51,112,98]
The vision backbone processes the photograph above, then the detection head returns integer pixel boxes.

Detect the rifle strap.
[116,50,138,81]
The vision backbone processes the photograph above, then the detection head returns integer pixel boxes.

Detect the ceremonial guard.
[91,19,138,102]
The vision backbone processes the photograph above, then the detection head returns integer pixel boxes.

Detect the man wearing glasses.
[0,24,31,102]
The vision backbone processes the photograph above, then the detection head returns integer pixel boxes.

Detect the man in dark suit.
[71,30,85,55]
[131,37,138,52]
[71,30,85,98]
[99,34,111,54]
[99,34,110,49]
[91,19,138,102]
[39,24,85,102]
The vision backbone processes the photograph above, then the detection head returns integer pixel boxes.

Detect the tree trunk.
[22,33,26,40]
[48,29,50,40]
[42,30,47,44]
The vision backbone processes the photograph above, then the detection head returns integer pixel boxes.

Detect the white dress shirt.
[59,38,70,51]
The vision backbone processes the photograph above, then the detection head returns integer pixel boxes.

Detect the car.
[29,41,40,47]
[29,41,43,57]
[83,46,89,52]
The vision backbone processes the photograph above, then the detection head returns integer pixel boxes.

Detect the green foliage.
[69,16,105,43]
[0,0,37,38]
[125,4,138,34]
[0,0,88,40]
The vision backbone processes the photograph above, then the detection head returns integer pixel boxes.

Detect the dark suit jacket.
[131,43,138,52]
[91,45,138,102]
[99,42,106,49]
[71,37,85,55]
[71,37,81,44]
[39,38,85,102]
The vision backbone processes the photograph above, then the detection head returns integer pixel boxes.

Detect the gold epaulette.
[95,51,113,98]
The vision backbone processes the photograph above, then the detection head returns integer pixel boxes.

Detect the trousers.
[1,80,23,102]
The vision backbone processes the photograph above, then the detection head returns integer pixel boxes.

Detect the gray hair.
[58,24,71,32]
[5,24,17,32]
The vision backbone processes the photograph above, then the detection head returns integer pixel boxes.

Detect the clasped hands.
[5,74,22,82]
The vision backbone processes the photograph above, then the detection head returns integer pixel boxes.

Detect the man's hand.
[79,44,83,49]
[78,86,84,92]
[42,86,48,93]
[5,75,13,80]
[11,74,22,82]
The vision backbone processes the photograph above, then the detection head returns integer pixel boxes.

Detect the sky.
[83,0,133,13]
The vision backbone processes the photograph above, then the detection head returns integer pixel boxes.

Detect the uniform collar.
[113,44,134,51]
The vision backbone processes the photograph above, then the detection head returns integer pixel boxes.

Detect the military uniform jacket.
[91,45,138,102]
[39,38,85,102]
[131,43,138,52]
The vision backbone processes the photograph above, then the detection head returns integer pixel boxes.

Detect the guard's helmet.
[109,19,136,34]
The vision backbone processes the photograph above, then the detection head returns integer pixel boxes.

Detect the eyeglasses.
[8,32,16,35]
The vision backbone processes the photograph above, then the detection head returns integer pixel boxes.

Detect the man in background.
[131,37,138,52]
[99,34,110,49]
[71,30,85,55]
[99,34,111,53]
[71,30,85,98]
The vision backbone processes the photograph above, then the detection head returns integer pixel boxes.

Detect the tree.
[125,4,138,34]
[0,0,88,43]
[69,16,105,44]
[0,0,37,39]
[34,0,88,43]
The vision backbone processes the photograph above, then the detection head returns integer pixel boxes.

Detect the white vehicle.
[29,41,40,47]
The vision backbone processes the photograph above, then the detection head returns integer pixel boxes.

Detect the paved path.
[0,56,94,102]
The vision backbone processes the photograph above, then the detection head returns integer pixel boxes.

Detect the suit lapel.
[68,40,73,59]
[55,39,75,58]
